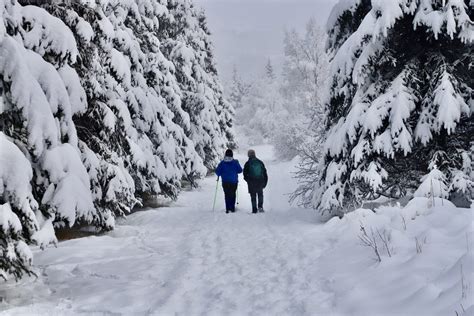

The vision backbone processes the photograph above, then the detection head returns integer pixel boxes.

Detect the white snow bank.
[320,197,474,315]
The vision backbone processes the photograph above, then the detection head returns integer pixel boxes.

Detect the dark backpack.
[248,160,264,179]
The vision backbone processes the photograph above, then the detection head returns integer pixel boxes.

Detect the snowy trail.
[0,145,336,315]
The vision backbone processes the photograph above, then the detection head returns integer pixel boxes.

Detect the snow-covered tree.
[102,0,206,199]
[0,134,35,281]
[414,165,449,199]
[320,0,473,215]
[1,0,95,278]
[265,59,276,80]
[227,66,251,112]
[160,0,234,170]
[39,1,140,226]
[449,152,473,196]
[232,73,284,146]
[275,19,329,161]
[1,0,233,281]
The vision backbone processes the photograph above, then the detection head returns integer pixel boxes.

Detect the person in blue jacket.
[215,149,243,213]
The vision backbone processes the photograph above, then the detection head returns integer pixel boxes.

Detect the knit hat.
[225,149,233,158]
[247,149,256,158]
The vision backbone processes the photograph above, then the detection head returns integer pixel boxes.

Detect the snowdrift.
[321,197,473,315]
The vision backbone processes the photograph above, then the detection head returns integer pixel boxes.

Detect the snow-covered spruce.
[1,0,93,279]
[0,133,35,281]
[160,0,235,171]
[319,0,473,215]
[0,0,233,280]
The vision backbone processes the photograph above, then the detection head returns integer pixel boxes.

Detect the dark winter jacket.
[216,157,243,184]
[243,158,268,193]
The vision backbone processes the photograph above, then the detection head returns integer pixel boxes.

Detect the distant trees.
[228,66,251,113]
[229,18,328,162]
[275,19,328,161]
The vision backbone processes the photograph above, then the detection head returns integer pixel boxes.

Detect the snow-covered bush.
[319,0,473,215]
[414,165,449,200]
[0,0,233,280]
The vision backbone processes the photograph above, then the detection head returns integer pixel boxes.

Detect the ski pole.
[212,177,220,212]
[236,184,239,205]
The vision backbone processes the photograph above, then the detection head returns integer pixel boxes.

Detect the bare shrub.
[415,235,427,254]
[461,264,470,300]
[377,229,393,257]
[359,223,395,262]
[400,215,407,231]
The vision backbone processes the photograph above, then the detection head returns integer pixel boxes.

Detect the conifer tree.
[265,59,276,80]
[228,66,251,112]
[161,0,233,169]
[40,1,139,226]
[320,0,473,215]
[1,0,95,278]
[0,0,234,280]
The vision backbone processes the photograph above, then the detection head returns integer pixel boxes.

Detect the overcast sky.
[194,0,339,82]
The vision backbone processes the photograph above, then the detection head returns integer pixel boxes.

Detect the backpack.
[248,160,264,179]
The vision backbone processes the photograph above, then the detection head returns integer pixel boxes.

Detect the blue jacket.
[216,157,243,184]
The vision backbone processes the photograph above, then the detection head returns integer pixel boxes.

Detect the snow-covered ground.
[1,145,472,315]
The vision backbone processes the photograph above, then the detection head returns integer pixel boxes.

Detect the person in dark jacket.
[243,149,268,213]
[215,149,243,213]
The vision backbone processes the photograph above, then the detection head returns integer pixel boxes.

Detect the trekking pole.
[236,184,239,205]
[212,177,220,212]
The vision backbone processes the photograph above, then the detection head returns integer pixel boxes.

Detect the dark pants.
[222,182,238,212]
[250,190,264,212]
